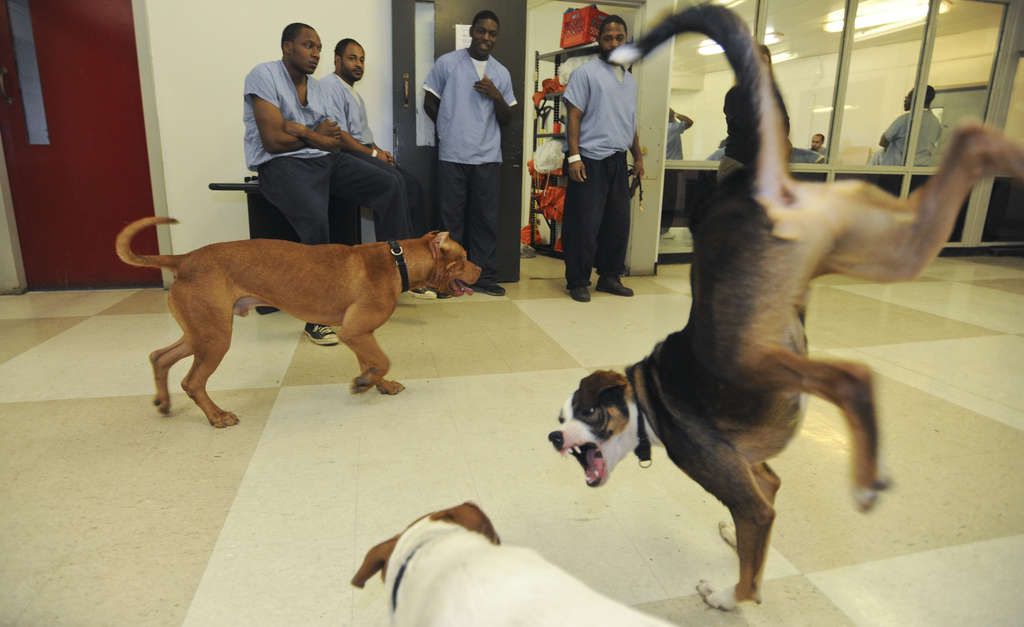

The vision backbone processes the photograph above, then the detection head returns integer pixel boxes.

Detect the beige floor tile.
[808,534,1024,626]
[836,281,1024,334]
[0,390,275,626]
[0,289,135,319]
[282,300,579,386]
[965,277,1024,295]
[0,316,85,364]
[0,312,300,403]
[97,287,171,314]
[805,286,999,349]
[767,376,1024,573]
[635,574,855,626]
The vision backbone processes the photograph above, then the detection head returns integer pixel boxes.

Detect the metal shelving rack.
[528,43,599,256]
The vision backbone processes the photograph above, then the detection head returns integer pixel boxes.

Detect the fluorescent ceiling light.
[713,0,746,8]
[824,0,951,40]
[812,105,859,113]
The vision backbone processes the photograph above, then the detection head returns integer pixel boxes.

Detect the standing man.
[320,38,422,238]
[876,86,941,166]
[665,109,694,160]
[561,15,642,303]
[244,23,404,345]
[423,9,518,297]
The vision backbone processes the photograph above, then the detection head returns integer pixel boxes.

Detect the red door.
[0,0,159,288]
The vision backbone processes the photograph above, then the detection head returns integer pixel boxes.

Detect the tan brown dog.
[548,4,1024,612]
[116,217,481,427]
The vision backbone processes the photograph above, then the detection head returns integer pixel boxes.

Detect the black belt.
[388,240,410,293]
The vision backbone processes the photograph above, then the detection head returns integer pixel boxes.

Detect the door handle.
[0,67,12,105]
[402,72,410,108]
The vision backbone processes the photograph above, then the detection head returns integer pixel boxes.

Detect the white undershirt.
[471,57,487,80]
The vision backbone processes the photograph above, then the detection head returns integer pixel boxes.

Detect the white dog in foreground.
[351,502,674,626]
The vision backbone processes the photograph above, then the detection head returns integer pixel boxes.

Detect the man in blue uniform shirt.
[243,23,405,345]
[561,15,643,303]
[423,9,518,297]
[320,38,420,239]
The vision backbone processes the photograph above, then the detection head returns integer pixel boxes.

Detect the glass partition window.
[923,1,1005,162]
[668,0,757,161]
[835,0,930,166]
[763,0,845,163]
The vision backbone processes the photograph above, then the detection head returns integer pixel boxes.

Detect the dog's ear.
[430,232,450,260]
[579,370,628,410]
[350,535,399,589]
[431,502,501,546]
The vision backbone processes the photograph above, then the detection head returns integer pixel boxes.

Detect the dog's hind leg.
[149,337,193,414]
[720,462,780,551]
[176,309,236,428]
[757,348,889,510]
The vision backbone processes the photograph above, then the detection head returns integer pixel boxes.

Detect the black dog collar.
[626,365,653,467]
[388,240,410,293]
[634,404,652,467]
[391,544,420,613]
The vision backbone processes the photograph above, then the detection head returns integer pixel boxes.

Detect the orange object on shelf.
[560,5,608,49]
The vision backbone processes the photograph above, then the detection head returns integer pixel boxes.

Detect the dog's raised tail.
[115,216,181,269]
[610,3,790,197]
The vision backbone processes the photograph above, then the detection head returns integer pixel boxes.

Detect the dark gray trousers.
[437,161,500,284]
[258,152,408,244]
[562,151,630,289]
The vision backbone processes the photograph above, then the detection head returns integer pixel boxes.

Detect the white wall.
[0,137,26,293]
[134,0,394,257]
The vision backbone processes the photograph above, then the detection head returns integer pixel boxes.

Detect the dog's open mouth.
[569,443,606,487]
[444,279,474,297]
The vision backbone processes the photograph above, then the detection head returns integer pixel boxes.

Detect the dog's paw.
[696,580,737,611]
[718,521,737,550]
[209,411,239,428]
[153,396,171,415]
[854,486,880,512]
[351,377,373,394]
[376,380,405,395]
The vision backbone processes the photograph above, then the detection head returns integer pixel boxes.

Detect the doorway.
[0,0,159,289]
[392,0,525,283]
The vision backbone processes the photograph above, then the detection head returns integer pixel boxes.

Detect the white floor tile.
[835,282,1024,334]
[827,335,1024,431]
[809,535,1024,627]
[515,294,692,367]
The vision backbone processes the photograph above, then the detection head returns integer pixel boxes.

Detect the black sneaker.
[304,323,339,346]
[472,282,506,297]
[569,286,591,302]
[595,276,634,297]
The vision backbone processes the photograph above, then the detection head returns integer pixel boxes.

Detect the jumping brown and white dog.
[351,502,674,626]
[547,3,1024,611]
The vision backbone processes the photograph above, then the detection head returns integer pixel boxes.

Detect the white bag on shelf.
[533,139,565,173]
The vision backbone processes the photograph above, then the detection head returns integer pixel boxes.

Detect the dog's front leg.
[340,332,403,395]
[682,453,777,610]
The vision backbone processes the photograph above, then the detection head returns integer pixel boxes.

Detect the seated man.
[319,37,420,239]
[244,22,408,345]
